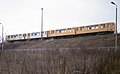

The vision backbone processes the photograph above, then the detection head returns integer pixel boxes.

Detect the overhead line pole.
[111,2,117,50]
[41,8,43,40]
[0,23,3,51]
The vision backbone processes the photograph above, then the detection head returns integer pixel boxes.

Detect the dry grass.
[0,48,120,74]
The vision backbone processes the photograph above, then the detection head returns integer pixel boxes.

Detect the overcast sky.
[0,0,120,36]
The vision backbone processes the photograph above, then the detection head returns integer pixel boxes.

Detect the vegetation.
[0,48,120,74]
[0,34,120,74]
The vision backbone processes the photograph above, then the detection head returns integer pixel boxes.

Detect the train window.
[58,30,61,33]
[19,34,22,36]
[90,25,98,29]
[61,29,66,33]
[86,26,91,30]
[92,25,98,29]
[35,33,37,36]
[11,35,16,38]
[88,26,92,30]
[80,27,84,31]
[11,35,13,38]
[68,28,71,32]
[31,33,34,36]
[73,28,75,31]
[28,33,30,36]
[91,26,95,29]
[37,32,40,35]
[15,35,18,38]
[56,30,59,33]
[107,23,110,28]
[31,33,37,36]
[91,25,98,29]
[76,27,78,31]
[95,25,98,29]
[7,36,10,38]
[23,34,26,37]
[101,24,105,28]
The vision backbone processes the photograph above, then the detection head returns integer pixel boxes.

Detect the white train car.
[6,33,28,41]
[6,31,48,42]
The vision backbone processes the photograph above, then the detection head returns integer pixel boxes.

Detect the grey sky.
[0,0,120,35]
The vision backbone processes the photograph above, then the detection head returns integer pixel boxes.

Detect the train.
[6,22,115,42]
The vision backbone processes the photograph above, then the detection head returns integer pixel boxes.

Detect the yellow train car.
[47,27,76,37]
[76,22,115,34]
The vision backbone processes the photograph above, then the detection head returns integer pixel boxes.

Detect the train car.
[6,33,30,42]
[47,27,76,37]
[6,31,48,42]
[76,22,115,35]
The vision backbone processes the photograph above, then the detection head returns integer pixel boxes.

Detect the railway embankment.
[0,34,120,74]
[2,34,120,50]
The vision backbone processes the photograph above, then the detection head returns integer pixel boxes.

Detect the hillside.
[0,34,120,74]
[2,34,120,50]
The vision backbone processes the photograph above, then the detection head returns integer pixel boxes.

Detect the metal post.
[2,25,3,51]
[115,6,117,50]
[111,2,117,50]
[0,23,3,50]
[41,8,43,40]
